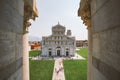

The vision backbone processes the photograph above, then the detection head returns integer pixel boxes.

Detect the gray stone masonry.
[0,0,24,80]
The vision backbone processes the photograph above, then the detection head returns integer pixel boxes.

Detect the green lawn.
[29,48,88,80]
[29,50,41,57]
[63,60,87,80]
[76,48,88,59]
[30,60,54,80]
[63,48,88,80]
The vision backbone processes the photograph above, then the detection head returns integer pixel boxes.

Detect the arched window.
[49,48,51,50]
[66,48,69,50]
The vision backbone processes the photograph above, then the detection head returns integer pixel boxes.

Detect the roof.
[52,22,65,29]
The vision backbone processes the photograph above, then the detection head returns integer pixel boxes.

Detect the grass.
[30,60,54,80]
[63,60,87,80]
[29,50,41,57]
[76,48,88,59]
[63,48,88,80]
[29,48,88,80]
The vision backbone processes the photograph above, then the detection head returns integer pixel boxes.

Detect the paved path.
[52,58,65,80]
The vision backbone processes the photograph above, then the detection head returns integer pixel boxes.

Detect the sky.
[29,0,88,40]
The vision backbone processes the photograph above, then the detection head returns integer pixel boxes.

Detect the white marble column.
[23,0,38,79]
[87,26,93,80]
[23,33,29,80]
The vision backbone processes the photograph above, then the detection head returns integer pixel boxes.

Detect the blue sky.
[29,0,88,40]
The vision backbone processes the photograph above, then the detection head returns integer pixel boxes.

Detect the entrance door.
[49,51,51,56]
[66,51,69,56]
[57,50,60,56]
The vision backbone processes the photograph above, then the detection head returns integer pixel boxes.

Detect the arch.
[66,51,69,56]
[56,46,61,56]
[56,46,61,48]
[49,51,52,56]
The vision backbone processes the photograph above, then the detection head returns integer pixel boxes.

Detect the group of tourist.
[55,60,63,75]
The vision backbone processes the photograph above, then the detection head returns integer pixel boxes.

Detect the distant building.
[41,23,76,57]
[76,40,88,48]
[28,41,42,51]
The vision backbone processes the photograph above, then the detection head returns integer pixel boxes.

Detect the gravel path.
[52,58,65,80]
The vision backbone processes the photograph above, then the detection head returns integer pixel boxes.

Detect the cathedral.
[41,23,76,57]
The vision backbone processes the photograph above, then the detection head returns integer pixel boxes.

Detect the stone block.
[91,0,109,15]
[1,0,24,16]
[15,34,23,60]
[0,31,18,69]
[0,58,22,80]
[92,0,120,33]
[92,33,101,59]
[0,0,24,80]
[100,27,120,72]
[16,0,24,16]
[0,0,23,34]
[93,57,120,80]
[8,67,22,80]
[93,66,107,80]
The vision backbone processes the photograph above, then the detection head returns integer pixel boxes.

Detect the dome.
[52,22,66,35]
[52,22,65,29]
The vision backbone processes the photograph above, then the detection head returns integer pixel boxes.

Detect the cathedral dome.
[52,22,66,34]
[52,22,65,29]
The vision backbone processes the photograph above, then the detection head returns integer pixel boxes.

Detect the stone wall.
[78,0,120,80]
[0,0,24,80]
[91,0,120,80]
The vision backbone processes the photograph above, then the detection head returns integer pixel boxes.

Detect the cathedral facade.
[41,23,76,57]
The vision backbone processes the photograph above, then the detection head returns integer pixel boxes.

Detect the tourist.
[56,70,59,74]
[55,68,57,73]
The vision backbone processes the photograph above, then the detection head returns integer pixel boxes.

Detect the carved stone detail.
[24,0,38,33]
[78,0,91,27]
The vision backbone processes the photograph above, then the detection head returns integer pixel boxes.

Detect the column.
[23,32,29,80]
[87,26,93,80]
[23,0,38,80]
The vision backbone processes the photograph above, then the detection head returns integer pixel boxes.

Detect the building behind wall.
[28,41,42,51]
[76,40,88,48]
[41,23,76,57]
